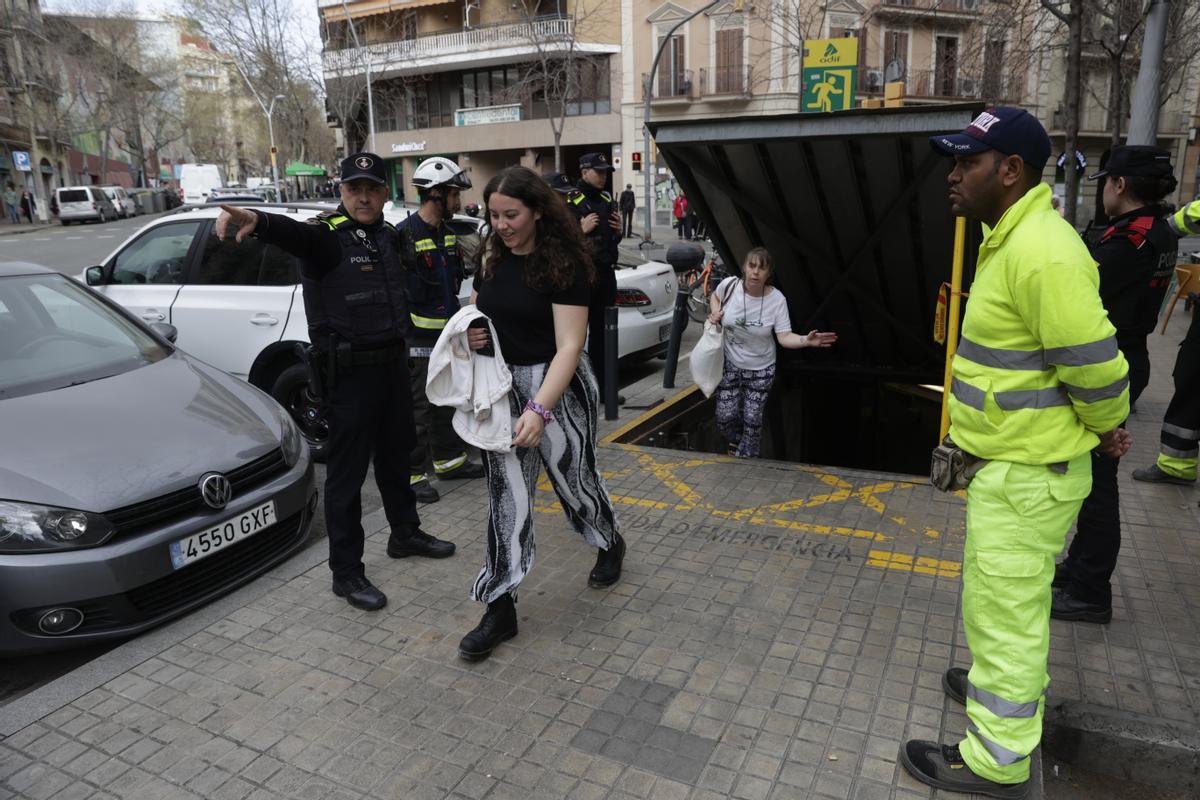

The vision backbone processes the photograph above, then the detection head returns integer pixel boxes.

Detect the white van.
[179,164,226,205]
[55,186,118,225]
[99,186,136,218]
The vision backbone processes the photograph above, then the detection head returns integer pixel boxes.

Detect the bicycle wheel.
[687,283,710,322]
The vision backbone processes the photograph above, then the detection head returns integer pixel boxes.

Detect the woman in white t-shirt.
[708,247,837,458]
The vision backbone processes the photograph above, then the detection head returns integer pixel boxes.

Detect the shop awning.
[322,0,454,22]
[284,162,328,177]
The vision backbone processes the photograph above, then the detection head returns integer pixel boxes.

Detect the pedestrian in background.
[459,166,622,662]
[619,182,636,238]
[1053,146,1178,625]
[399,156,485,504]
[707,247,836,458]
[673,193,687,238]
[566,152,625,402]
[906,107,1130,799]
[215,152,455,613]
[19,190,33,223]
[3,184,18,224]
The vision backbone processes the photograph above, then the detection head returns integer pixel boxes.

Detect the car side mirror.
[85,266,104,286]
[149,322,178,343]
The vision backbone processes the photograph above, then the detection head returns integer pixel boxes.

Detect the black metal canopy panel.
[651,104,986,384]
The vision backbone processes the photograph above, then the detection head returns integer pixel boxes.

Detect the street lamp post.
[266,94,285,200]
[340,0,376,153]
[230,60,290,201]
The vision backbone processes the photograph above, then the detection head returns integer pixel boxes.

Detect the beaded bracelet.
[524,400,553,424]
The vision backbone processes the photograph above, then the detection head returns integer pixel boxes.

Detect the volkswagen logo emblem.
[665,281,672,296]
[199,473,233,510]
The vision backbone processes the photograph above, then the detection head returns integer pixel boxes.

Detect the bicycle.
[680,255,732,323]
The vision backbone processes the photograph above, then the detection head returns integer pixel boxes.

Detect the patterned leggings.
[715,362,776,458]
[471,357,620,603]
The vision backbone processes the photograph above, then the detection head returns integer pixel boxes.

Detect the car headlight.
[0,501,115,553]
[279,409,303,468]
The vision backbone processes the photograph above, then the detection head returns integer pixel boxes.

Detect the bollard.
[662,286,691,389]
[604,305,619,420]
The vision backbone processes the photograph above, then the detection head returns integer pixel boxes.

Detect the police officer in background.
[567,153,624,401]
[215,153,455,612]
[399,157,485,504]
[1053,146,1178,625]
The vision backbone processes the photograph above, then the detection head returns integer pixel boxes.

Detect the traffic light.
[631,151,642,171]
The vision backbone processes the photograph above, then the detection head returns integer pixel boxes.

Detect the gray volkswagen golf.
[0,262,317,655]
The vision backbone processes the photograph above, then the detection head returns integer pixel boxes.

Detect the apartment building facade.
[619,0,1036,228]
[320,0,622,205]
[0,0,67,219]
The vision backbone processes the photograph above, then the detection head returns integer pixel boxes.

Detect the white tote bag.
[690,278,737,398]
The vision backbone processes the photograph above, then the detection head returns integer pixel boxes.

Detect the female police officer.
[216,153,455,611]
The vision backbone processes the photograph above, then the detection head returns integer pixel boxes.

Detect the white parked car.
[99,185,137,218]
[55,186,118,225]
[80,203,674,460]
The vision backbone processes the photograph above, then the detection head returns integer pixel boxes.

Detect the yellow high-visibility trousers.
[959,454,1091,783]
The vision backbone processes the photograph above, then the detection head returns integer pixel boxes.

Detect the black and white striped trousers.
[470,357,620,603]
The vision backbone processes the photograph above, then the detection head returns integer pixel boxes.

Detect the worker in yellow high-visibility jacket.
[902,107,1131,800]
[1167,197,1200,237]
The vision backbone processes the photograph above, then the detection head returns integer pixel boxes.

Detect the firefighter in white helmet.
[397,156,483,503]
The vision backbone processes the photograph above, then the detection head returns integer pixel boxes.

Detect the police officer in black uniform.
[566,153,624,400]
[398,156,485,504]
[215,153,455,612]
[1053,145,1179,623]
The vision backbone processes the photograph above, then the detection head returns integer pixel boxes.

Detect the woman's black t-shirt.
[475,251,590,365]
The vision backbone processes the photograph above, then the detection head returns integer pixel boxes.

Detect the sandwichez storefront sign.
[391,141,427,154]
[454,104,521,127]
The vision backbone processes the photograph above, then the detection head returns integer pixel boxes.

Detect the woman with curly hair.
[458,165,622,662]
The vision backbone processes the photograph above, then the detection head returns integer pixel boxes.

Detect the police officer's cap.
[340,152,387,185]
[1087,145,1174,181]
[541,171,574,194]
[579,152,613,171]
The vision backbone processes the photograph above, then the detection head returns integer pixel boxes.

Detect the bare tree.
[744,0,828,109]
[1042,0,1084,226]
[501,0,614,171]
[182,0,322,167]
[47,9,148,185]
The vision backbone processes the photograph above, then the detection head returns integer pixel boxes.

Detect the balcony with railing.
[870,0,981,22]
[857,66,1023,104]
[323,14,574,78]
[698,64,752,100]
[642,69,694,103]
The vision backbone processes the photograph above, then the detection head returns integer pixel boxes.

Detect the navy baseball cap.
[579,152,612,171]
[541,171,574,194]
[1088,145,1173,180]
[339,152,387,184]
[929,107,1052,170]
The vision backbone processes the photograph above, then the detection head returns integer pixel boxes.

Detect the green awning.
[284,162,327,177]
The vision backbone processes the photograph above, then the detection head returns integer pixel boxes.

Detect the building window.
[935,35,959,96]
[883,29,909,66]
[654,24,687,97]
[714,27,744,93]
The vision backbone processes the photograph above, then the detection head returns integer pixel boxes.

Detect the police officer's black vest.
[569,183,620,270]
[301,212,411,347]
[396,212,461,333]
[1096,206,1178,340]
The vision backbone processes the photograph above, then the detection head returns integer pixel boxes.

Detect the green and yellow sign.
[802,37,858,113]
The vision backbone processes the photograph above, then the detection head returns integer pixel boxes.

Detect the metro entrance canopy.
[650,104,986,385]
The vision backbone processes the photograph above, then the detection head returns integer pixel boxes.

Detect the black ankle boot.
[588,533,625,588]
[458,594,518,662]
